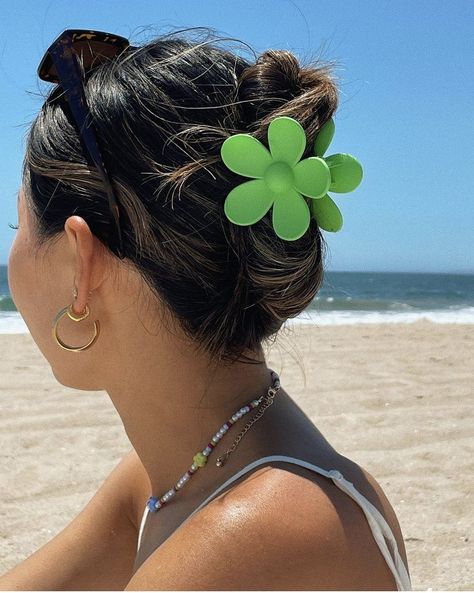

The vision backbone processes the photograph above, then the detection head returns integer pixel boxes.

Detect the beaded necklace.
[146,369,281,513]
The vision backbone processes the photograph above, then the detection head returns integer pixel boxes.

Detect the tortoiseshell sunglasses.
[38,29,135,259]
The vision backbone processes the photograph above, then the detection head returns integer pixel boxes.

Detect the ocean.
[1,264,473,333]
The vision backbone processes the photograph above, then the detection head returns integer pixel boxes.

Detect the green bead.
[193,452,207,467]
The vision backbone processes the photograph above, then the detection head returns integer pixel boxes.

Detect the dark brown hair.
[22,26,339,364]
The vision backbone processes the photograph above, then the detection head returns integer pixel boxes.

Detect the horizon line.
[0,264,473,276]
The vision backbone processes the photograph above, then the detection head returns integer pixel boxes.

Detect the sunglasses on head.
[38,29,135,259]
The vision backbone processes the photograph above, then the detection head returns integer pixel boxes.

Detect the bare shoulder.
[125,462,403,590]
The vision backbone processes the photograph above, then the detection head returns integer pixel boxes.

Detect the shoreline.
[1,309,474,335]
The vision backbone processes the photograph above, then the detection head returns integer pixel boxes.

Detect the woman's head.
[9,27,339,380]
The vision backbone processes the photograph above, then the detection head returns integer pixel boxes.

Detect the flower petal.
[310,193,343,232]
[272,189,310,241]
[325,153,363,193]
[293,156,331,198]
[224,179,274,225]
[267,116,306,167]
[221,134,272,178]
[314,118,335,157]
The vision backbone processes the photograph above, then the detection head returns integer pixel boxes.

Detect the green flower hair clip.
[220,115,363,240]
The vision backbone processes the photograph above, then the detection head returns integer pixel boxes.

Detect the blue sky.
[1,0,472,273]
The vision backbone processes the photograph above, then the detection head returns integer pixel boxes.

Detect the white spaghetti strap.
[137,504,149,554]
[136,454,411,591]
[319,464,412,591]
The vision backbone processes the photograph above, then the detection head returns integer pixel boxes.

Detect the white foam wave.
[1,307,474,335]
[0,312,29,334]
[287,307,474,325]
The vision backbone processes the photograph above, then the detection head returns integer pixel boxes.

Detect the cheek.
[7,231,31,312]
[8,231,56,347]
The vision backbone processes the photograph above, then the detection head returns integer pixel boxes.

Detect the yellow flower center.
[264,161,294,194]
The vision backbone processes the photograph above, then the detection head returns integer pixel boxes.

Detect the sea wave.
[0,312,29,334]
[0,294,15,311]
[2,307,474,334]
[287,307,474,325]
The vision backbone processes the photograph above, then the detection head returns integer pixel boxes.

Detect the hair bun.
[236,48,338,135]
[237,50,301,123]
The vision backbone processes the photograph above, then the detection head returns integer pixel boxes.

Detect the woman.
[1,27,411,590]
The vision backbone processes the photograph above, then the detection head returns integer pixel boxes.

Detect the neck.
[104,322,276,498]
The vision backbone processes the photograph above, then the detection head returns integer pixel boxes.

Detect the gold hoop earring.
[52,303,100,352]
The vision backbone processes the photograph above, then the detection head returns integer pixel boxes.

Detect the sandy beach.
[0,320,472,590]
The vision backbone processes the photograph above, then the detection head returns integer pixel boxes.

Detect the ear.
[64,216,96,314]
